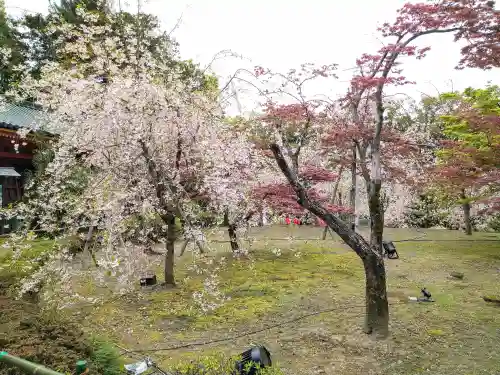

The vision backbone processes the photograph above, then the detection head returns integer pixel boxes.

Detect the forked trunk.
[228,223,239,252]
[180,218,205,254]
[82,225,99,267]
[164,213,176,286]
[461,190,472,235]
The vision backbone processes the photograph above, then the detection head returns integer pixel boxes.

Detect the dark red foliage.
[348,0,499,96]
[251,161,344,217]
[432,139,500,189]
[299,164,338,182]
[252,182,352,216]
[320,106,424,183]
[379,1,500,70]
[261,102,317,127]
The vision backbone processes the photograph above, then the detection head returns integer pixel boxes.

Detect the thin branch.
[168,6,189,37]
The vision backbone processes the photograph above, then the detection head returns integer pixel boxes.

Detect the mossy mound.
[0,296,121,375]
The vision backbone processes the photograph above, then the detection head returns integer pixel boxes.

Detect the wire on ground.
[116,301,405,355]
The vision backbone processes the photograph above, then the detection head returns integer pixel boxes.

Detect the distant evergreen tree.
[0,0,28,94]
[404,193,444,228]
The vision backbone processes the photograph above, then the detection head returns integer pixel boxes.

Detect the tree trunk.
[461,190,472,235]
[362,253,389,337]
[368,183,384,254]
[82,225,98,267]
[257,206,264,226]
[364,177,389,337]
[349,143,357,231]
[164,213,176,286]
[321,226,328,240]
[223,210,230,227]
[228,223,239,252]
[180,218,205,254]
[261,205,268,226]
[321,226,336,240]
[179,239,189,257]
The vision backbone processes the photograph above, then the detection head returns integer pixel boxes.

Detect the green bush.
[170,353,284,375]
[89,337,123,375]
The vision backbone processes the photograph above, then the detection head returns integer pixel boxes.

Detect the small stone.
[450,272,464,279]
[483,295,500,304]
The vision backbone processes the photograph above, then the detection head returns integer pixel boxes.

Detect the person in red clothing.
[293,217,299,225]
[285,216,291,225]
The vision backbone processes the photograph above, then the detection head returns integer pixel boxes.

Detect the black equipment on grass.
[382,241,399,259]
[139,272,157,287]
[235,346,272,375]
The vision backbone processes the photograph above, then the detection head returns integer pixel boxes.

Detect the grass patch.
[3,226,500,375]
[0,238,58,292]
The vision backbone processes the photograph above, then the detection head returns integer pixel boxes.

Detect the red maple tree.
[250,0,499,337]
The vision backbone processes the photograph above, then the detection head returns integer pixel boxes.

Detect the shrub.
[487,213,500,232]
[170,353,284,375]
[404,193,445,228]
[89,337,122,375]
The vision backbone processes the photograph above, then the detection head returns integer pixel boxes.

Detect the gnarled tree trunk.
[223,210,230,227]
[226,211,255,253]
[363,252,389,335]
[140,140,180,287]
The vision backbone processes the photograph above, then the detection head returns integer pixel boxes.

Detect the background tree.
[13,0,216,95]
[0,0,27,94]
[8,3,228,295]
[404,190,447,228]
[9,0,219,247]
[432,85,500,234]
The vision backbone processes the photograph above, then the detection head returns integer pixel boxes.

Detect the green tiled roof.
[0,102,48,132]
[0,167,21,177]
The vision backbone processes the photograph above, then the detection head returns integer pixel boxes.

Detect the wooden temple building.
[0,101,48,234]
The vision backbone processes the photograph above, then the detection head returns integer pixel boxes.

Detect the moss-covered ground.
[1,226,499,374]
[65,226,500,375]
